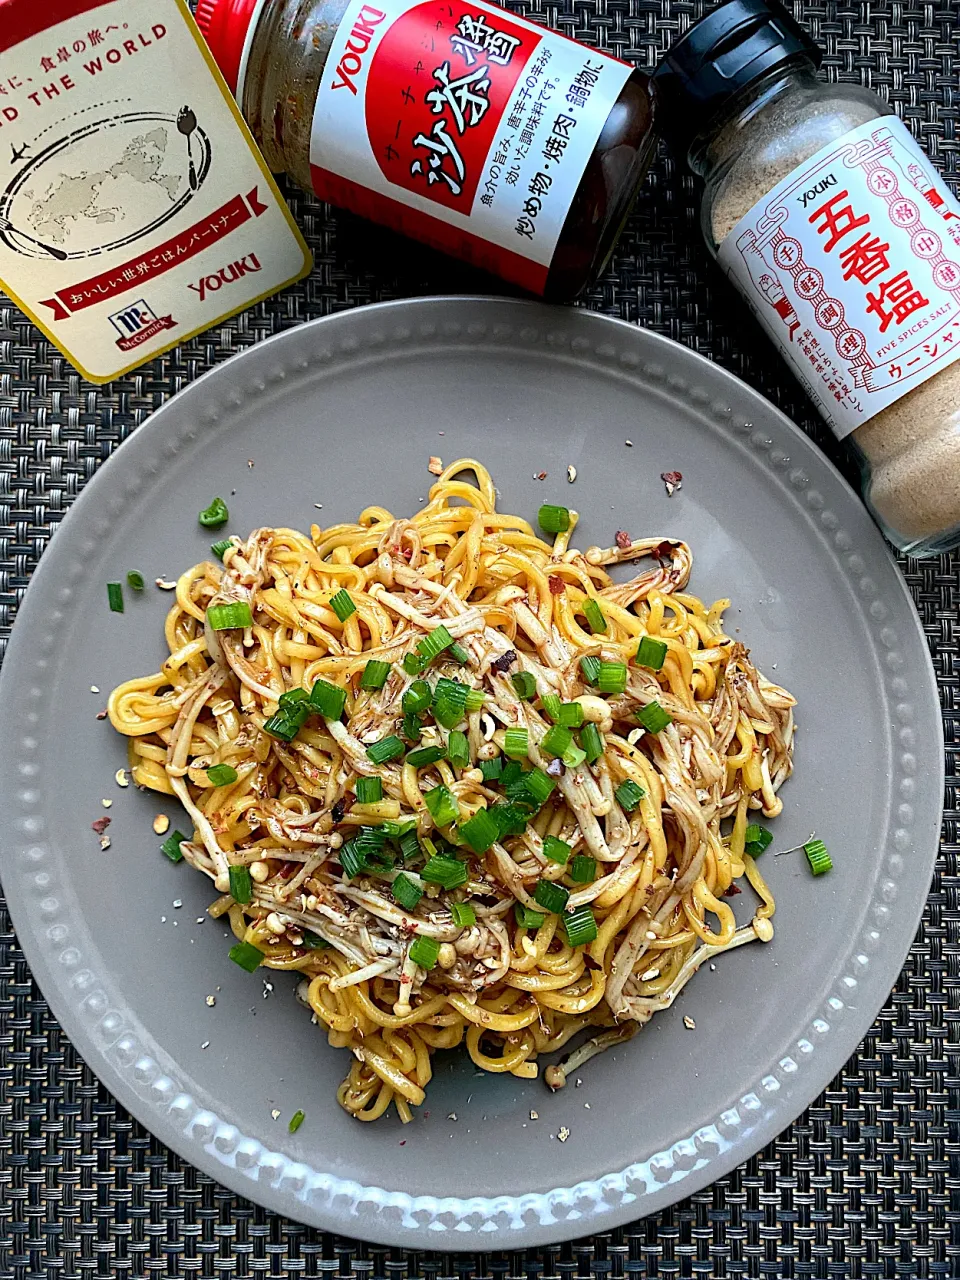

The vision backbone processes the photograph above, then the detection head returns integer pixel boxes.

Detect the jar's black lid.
[652,0,822,158]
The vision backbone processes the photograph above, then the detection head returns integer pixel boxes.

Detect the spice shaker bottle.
[652,0,960,556]
[196,0,656,301]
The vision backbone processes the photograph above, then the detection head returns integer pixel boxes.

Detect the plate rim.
[0,295,943,1246]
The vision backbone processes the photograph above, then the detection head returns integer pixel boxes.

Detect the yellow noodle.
[107,460,796,1123]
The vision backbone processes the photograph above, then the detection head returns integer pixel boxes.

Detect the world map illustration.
[26,128,182,245]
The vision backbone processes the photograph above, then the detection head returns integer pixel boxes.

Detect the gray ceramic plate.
[0,297,942,1247]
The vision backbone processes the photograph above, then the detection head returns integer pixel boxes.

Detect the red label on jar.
[364,2,535,213]
[311,0,632,292]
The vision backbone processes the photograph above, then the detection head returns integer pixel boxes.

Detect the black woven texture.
[1,0,959,1275]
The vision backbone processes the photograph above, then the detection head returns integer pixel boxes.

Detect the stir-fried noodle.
[109,460,796,1122]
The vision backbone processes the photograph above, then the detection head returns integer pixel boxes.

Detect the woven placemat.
[1,0,958,1275]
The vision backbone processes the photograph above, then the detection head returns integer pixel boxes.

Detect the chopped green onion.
[499,761,523,788]
[597,661,627,695]
[424,785,460,827]
[450,902,476,928]
[516,767,555,807]
[279,688,309,707]
[504,727,529,759]
[403,652,425,675]
[480,756,503,783]
[366,735,405,764]
[210,539,232,561]
[615,779,645,812]
[515,903,546,929]
[580,655,601,685]
[382,819,416,838]
[570,854,596,883]
[511,671,537,700]
[744,823,773,856]
[541,724,573,758]
[541,694,563,723]
[421,855,468,889]
[391,871,423,910]
[433,678,469,709]
[309,679,347,720]
[448,642,470,664]
[562,905,598,946]
[492,803,527,838]
[562,742,587,769]
[329,589,356,622]
[402,680,432,714]
[339,840,367,879]
[409,935,440,968]
[534,879,570,913]
[160,830,187,862]
[228,864,252,904]
[583,598,607,634]
[399,827,422,862]
[403,711,422,741]
[207,602,253,630]
[538,503,571,534]
[262,711,302,742]
[355,825,388,851]
[580,722,604,763]
[289,1109,305,1133]
[406,744,445,767]
[556,702,584,728]
[355,777,383,805]
[636,701,673,734]
[360,659,391,690]
[464,688,485,713]
[417,624,454,662]
[107,582,124,613]
[300,931,329,950]
[459,807,499,854]
[228,941,263,972]
[432,697,463,729]
[543,835,571,865]
[636,636,668,670]
[126,570,145,592]
[198,497,229,529]
[804,838,832,876]
[207,763,238,786]
[446,730,470,769]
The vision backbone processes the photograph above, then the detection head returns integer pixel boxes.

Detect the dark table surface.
[1,1,958,1276]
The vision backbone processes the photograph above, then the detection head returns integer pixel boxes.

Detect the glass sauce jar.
[653,0,960,556]
[197,0,656,300]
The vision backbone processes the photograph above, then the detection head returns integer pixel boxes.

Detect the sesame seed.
[558,1126,570,1142]
[205,995,216,1007]
[683,1015,696,1030]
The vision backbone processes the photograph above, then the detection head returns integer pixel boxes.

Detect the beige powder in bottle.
[711,100,960,546]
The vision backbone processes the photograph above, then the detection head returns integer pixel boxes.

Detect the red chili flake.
[95,710,108,720]
[661,471,683,497]
[652,540,677,561]
[399,1140,406,1145]
[534,471,547,481]
[91,816,111,836]
[277,860,299,880]
[331,797,347,823]
[548,574,564,595]
[615,530,631,550]
[723,884,742,897]
[401,546,413,560]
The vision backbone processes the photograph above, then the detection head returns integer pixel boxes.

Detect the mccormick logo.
[108,299,176,351]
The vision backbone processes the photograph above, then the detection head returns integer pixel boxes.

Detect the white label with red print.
[310,0,632,294]
[718,116,960,439]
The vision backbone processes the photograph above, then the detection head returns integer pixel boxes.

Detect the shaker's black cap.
[651,0,821,157]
